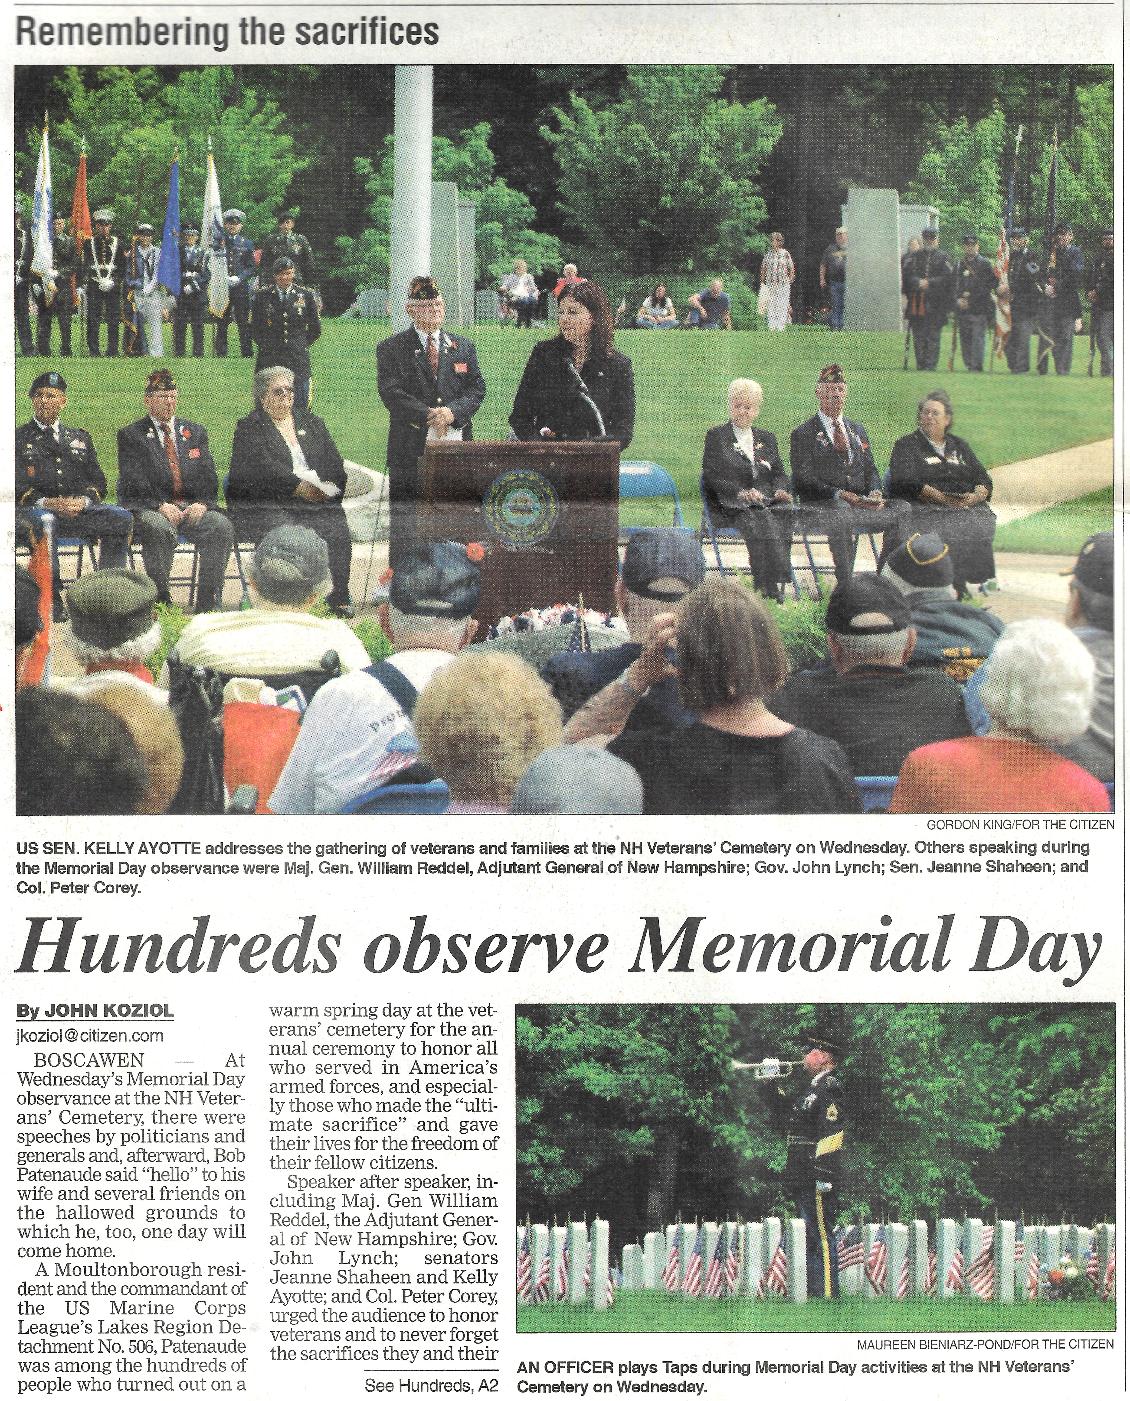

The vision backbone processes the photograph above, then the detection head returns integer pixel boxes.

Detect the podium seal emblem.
[483,469,560,546]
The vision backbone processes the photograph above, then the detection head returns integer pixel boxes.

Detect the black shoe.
[156,590,173,608]
[328,598,356,619]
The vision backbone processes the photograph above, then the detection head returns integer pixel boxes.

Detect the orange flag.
[70,148,92,253]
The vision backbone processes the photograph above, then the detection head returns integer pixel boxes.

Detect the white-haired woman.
[227,365,354,616]
[701,378,793,600]
[499,258,539,328]
[891,619,1111,812]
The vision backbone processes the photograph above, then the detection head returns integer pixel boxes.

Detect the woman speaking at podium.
[509,279,635,449]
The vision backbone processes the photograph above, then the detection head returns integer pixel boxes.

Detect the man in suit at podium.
[376,275,487,564]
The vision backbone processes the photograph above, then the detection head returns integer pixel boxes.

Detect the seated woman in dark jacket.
[509,279,635,448]
[702,378,793,600]
[887,389,995,599]
[227,365,354,616]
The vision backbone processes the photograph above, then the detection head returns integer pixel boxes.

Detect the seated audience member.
[115,368,233,612]
[887,389,996,598]
[891,619,1111,813]
[1057,531,1114,783]
[16,687,147,816]
[686,278,732,329]
[552,263,584,300]
[269,541,481,815]
[769,575,969,777]
[880,532,1004,681]
[544,528,702,731]
[702,378,793,600]
[568,578,859,815]
[414,653,563,814]
[790,364,910,585]
[499,259,539,328]
[57,568,165,701]
[511,746,644,816]
[635,283,677,329]
[168,525,371,685]
[228,365,354,617]
[16,565,44,686]
[16,370,132,618]
[93,682,185,814]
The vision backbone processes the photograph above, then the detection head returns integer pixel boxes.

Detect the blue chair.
[855,776,897,813]
[343,779,451,816]
[619,461,685,536]
[698,476,802,600]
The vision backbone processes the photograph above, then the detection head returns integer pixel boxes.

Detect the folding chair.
[128,535,203,611]
[855,776,898,813]
[793,510,881,589]
[619,460,685,538]
[344,778,451,815]
[698,476,802,601]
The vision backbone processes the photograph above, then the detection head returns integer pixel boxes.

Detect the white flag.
[202,145,229,318]
[30,123,56,303]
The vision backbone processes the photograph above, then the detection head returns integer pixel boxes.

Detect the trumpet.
[730,1056,803,1080]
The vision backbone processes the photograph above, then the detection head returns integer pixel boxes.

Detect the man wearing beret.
[214,209,256,358]
[376,275,487,564]
[954,235,999,372]
[116,369,233,613]
[82,209,127,358]
[790,365,910,586]
[261,210,315,289]
[251,256,321,413]
[16,371,133,618]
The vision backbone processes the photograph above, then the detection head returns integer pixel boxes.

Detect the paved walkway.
[989,437,1113,529]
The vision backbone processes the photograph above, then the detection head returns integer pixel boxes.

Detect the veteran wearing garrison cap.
[376,275,487,564]
[251,255,321,413]
[116,369,233,613]
[16,371,133,618]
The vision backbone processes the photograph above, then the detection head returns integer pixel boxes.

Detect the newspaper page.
[4,6,1123,1401]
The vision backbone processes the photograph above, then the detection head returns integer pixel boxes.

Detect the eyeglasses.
[266,386,295,398]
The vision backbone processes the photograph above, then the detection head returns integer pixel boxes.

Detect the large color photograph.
[13,65,1115,816]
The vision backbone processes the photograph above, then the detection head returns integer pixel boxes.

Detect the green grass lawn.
[995,487,1115,556]
[518,1296,1115,1333]
[17,322,1113,533]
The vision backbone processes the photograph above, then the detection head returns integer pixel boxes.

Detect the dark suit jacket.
[17,421,107,506]
[509,337,634,448]
[789,415,881,502]
[227,408,346,507]
[251,284,321,375]
[116,417,220,512]
[376,327,486,504]
[702,423,789,518]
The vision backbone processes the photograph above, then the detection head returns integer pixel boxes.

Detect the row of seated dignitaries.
[703,364,995,601]
[16,365,356,620]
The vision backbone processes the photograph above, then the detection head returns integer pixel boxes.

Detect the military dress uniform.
[784,1068,847,1299]
[261,226,315,288]
[954,249,999,372]
[35,228,78,357]
[1041,235,1086,376]
[251,276,321,413]
[1004,234,1042,374]
[15,216,34,355]
[215,221,257,357]
[83,226,127,357]
[1090,237,1115,377]
[174,233,209,357]
[125,230,165,357]
[902,241,954,371]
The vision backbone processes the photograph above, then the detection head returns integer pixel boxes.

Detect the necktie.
[427,334,439,375]
[160,423,184,501]
[833,420,849,457]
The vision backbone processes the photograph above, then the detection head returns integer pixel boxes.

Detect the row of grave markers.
[517,1217,1116,1310]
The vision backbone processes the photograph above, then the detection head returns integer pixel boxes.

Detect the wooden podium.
[419,440,620,629]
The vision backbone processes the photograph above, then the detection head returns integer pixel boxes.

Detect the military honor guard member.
[126,222,165,357]
[1040,222,1086,376]
[115,368,233,613]
[173,224,209,358]
[1003,228,1042,374]
[782,1035,847,1300]
[902,227,954,371]
[260,210,315,289]
[953,234,999,373]
[1088,229,1115,377]
[15,204,35,355]
[82,209,127,358]
[214,208,256,358]
[16,371,133,617]
[376,275,487,564]
[251,256,321,413]
[34,214,78,358]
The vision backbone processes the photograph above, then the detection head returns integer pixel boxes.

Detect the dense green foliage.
[907,110,1006,249]
[516,1004,1114,1242]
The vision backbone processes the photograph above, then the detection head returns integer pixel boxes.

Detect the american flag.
[725,1229,740,1294]
[865,1227,889,1296]
[967,1226,996,1302]
[662,1237,681,1293]
[580,1244,615,1307]
[945,1246,965,1294]
[1028,1251,1041,1300]
[896,1252,912,1300]
[925,1249,938,1296]
[556,1241,569,1301]
[704,1230,727,1299]
[683,1227,704,1297]
[836,1225,865,1272]
[1085,1244,1100,1290]
[516,1228,533,1303]
[535,1248,552,1303]
[564,602,591,654]
[1103,1246,1116,1301]
[992,225,1011,355]
[762,1240,789,1297]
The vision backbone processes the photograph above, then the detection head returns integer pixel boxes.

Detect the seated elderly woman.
[227,365,355,616]
[702,378,794,600]
[166,524,371,689]
[499,258,539,328]
[887,389,996,598]
[414,651,563,814]
[891,618,1111,813]
[568,578,858,814]
[635,283,677,329]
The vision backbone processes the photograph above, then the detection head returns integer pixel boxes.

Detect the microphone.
[564,354,605,436]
